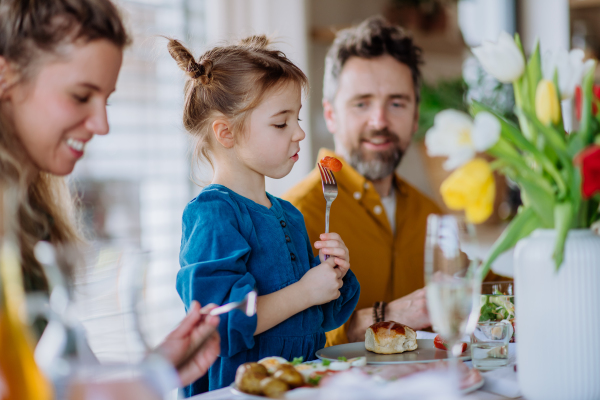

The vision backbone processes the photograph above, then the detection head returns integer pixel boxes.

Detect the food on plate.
[260,377,289,398]
[306,369,343,387]
[348,357,367,367]
[272,364,304,388]
[365,321,417,354]
[479,291,516,342]
[433,335,468,353]
[319,156,343,172]
[327,361,351,371]
[479,292,514,322]
[294,363,328,380]
[235,355,365,396]
[258,356,289,374]
[235,369,268,395]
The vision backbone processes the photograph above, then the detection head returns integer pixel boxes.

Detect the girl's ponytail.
[167,39,213,85]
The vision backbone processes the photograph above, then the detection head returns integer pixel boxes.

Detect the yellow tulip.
[535,79,561,125]
[440,158,496,224]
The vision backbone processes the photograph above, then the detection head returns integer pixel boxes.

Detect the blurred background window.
[70,0,207,365]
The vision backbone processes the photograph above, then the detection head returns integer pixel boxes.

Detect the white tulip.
[425,110,501,171]
[542,48,595,100]
[472,31,526,83]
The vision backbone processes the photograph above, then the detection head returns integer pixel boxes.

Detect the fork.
[203,290,257,317]
[318,163,339,259]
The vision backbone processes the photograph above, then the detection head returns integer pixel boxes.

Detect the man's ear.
[323,99,337,135]
[212,119,235,149]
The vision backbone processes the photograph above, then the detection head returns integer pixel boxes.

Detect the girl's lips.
[291,153,299,162]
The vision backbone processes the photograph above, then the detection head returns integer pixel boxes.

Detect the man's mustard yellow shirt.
[283,149,441,346]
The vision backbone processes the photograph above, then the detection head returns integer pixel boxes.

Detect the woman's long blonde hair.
[0,0,130,292]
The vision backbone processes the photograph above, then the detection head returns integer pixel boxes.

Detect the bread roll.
[365,321,418,354]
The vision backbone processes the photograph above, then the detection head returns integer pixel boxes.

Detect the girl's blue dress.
[176,185,360,396]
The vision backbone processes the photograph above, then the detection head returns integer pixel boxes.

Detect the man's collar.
[316,148,408,197]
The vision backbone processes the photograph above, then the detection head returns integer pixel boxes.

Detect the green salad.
[479,291,515,322]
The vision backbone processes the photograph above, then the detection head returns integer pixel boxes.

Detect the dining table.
[189,332,523,400]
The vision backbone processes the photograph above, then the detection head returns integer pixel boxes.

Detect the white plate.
[316,339,471,365]
[230,376,484,397]
[230,384,319,399]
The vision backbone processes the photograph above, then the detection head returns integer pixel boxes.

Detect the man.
[284,16,502,346]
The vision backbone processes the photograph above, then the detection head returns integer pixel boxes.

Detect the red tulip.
[575,145,600,198]
[575,85,600,120]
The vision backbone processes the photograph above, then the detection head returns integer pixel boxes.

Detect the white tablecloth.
[190,339,522,400]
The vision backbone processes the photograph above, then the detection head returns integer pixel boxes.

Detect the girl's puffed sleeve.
[176,193,257,358]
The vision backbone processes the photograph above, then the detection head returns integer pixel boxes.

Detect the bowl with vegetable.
[479,281,515,342]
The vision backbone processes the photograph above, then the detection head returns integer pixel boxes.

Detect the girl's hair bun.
[167,38,212,84]
[238,35,271,49]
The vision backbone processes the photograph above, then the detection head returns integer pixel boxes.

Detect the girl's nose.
[85,103,110,136]
[293,126,306,142]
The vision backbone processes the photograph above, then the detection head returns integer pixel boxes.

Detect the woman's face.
[3,39,123,176]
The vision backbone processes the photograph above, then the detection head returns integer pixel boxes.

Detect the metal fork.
[318,163,339,259]
[204,290,257,317]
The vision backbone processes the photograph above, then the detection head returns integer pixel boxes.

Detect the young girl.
[169,36,361,394]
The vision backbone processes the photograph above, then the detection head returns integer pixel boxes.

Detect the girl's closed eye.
[72,93,90,103]
[275,118,302,129]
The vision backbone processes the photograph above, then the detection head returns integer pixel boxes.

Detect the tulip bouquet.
[425,32,600,275]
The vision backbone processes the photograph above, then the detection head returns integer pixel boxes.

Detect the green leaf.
[552,69,564,129]
[321,359,331,367]
[519,176,556,227]
[577,62,597,147]
[338,356,347,362]
[480,206,542,278]
[518,108,570,166]
[553,202,574,270]
[291,357,304,366]
[527,40,542,108]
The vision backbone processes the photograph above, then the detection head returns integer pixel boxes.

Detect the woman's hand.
[314,232,350,277]
[155,301,221,386]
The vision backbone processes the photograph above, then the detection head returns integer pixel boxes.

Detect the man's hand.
[385,288,430,331]
[345,288,431,343]
[155,301,221,387]
[314,232,350,277]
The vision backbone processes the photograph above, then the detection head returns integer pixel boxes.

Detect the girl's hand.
[315,232,350,278]
[299,258,343,305]
[154,301,221,386]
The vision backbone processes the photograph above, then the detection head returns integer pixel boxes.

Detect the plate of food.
[316,322,471,365]
[231,355,365,398]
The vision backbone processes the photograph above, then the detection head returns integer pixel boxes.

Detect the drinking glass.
[471,320,513,370]
[424,214,482,382]
[480,281,515,343]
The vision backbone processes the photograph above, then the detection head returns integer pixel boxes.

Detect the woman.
[0,0,220,391]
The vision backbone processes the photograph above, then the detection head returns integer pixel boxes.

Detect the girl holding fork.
[168,36,360,395]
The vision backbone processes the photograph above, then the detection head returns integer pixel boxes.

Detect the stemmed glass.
[424,214,482,385]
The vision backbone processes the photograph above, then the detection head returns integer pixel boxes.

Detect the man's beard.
[344,128,405,181]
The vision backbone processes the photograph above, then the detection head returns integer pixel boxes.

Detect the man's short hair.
[323,16,423,104]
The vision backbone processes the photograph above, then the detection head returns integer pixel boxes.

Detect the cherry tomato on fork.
[320,156,342,172]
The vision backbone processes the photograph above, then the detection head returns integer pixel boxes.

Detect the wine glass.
[424,214,482,384]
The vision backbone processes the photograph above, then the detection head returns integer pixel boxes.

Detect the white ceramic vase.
[514,229,600,400]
